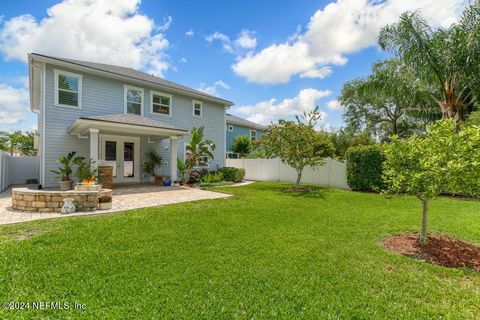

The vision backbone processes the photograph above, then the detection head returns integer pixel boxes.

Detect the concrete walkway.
[0,184,231,226]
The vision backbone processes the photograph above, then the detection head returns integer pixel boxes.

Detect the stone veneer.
[12,187,99,213]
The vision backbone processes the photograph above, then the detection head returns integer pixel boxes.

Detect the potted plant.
[50,151,79,191]
[143,148,162,183]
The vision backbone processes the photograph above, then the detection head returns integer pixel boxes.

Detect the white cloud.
[233,0,466,84]
[327,99,343,110]
[235,29,257,49]
[198,80,230,96]
[185,28,194,37]
[235,88,331,125]
[0,84,30,125]
[180,57,187,63]
[0,0,171,76]
[205,31,233,52]
[300,66,333,79]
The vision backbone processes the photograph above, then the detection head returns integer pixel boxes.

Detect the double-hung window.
[192,100,202,117]
[124,85,144,115]
[250,129,257,141]
[54,69,82,108]
[151,91,172,116]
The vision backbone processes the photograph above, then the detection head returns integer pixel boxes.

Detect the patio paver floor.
[0,184,231,226]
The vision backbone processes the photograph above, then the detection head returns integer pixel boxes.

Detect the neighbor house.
[226,114,266,158]
[28,53,233,187]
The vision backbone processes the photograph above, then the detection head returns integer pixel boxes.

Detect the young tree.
[183,127,215,184]
[231,135,251,157]
[378,3,480,125]
[383,120,480,244]
[257,120,334,185]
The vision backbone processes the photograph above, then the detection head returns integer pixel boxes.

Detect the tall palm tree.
[183,127,215,184]
[378,3,480,126]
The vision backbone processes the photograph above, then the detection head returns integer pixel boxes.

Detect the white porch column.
[89,128,99,164]
[169,136,178,183]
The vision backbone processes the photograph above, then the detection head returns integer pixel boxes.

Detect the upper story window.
[192,100,202,117]
[151,91,172,116]
[250,129,257,141]
[228,124,234,132]
[54,69,82,109]
[124,85,144,115]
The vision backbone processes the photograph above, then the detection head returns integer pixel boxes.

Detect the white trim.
[228,124,234,132]
[41,62,46,186]
[150,90,172,117]
[53,69,82,109]
[124,85,144,116]
[99,134,140,183]
[192,100,203,117]
[250,129,257,141]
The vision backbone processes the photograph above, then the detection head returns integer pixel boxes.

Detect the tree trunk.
[183,168,192,185]
[419,197,429,245]
[295,169,302,186]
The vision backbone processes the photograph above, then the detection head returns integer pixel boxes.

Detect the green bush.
[201,171,224,184]
[345,145,385,192]
[218,167,245,182]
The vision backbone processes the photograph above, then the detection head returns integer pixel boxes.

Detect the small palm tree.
[183,127,215,184]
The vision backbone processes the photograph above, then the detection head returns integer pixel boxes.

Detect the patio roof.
[67,114,189,137]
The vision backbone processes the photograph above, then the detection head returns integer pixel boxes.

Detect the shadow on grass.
[276,184,328,199]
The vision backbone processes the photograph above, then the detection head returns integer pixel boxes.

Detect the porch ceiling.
[67,114,189,137]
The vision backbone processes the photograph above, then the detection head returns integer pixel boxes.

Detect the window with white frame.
[151,91,172,116]
[192,100,202,117]
[228,124,234,131]
[250,129,257,141]
[124,85,144,115]
[54,69,82,108]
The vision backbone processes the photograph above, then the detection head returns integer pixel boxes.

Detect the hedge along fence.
[345,145,386,192]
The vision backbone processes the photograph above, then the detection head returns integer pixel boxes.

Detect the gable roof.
[29,53,233,106]
[226,114,266,130]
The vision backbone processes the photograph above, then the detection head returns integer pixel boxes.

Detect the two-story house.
[226,114,266,158]
[28,53,233,187]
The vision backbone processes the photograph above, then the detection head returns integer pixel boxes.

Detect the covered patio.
[0,184,231,225]
[68,114,189,184]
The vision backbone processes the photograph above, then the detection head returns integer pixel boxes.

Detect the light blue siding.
[226,124,264,152]
[43,63,226,186]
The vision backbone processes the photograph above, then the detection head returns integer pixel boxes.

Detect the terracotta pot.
[58,180,73,191]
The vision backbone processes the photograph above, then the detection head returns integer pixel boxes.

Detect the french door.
[99,135,140,184]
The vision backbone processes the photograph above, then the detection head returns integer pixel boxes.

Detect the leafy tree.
[467,111,480,126]
[378,3,480,125]
[383,120,480,244]
[329,128,375,159]
[340,59,437,140]
[295,105,324,126]
[257,120,334,185]
[0,130,37,156]
[231,135,251,157]
[183,127,215,184]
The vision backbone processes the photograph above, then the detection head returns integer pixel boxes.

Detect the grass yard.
[1,182,480,319]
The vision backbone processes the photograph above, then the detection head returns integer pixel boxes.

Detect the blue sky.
[0,0,466,132]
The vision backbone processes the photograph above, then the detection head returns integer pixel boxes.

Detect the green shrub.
[218,167,245,182]
[201,171,224,184]
[199,181,235,188]
[345,145,385,192]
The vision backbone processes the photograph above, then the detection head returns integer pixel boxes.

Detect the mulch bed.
[381,232,480,271]
[282,187,312,193]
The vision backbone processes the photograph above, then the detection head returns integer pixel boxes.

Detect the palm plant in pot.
[143,148,162,183]
[50,151,79,190]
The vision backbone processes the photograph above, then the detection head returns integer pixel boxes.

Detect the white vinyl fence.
[0,150,39,192]
[226,158,350,189]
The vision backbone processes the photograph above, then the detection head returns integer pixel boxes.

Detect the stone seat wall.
[12,188,99,213]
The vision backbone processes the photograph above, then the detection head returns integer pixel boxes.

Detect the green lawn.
[1,182,480,319]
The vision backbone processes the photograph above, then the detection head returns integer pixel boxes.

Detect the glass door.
[100,135,140,184]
